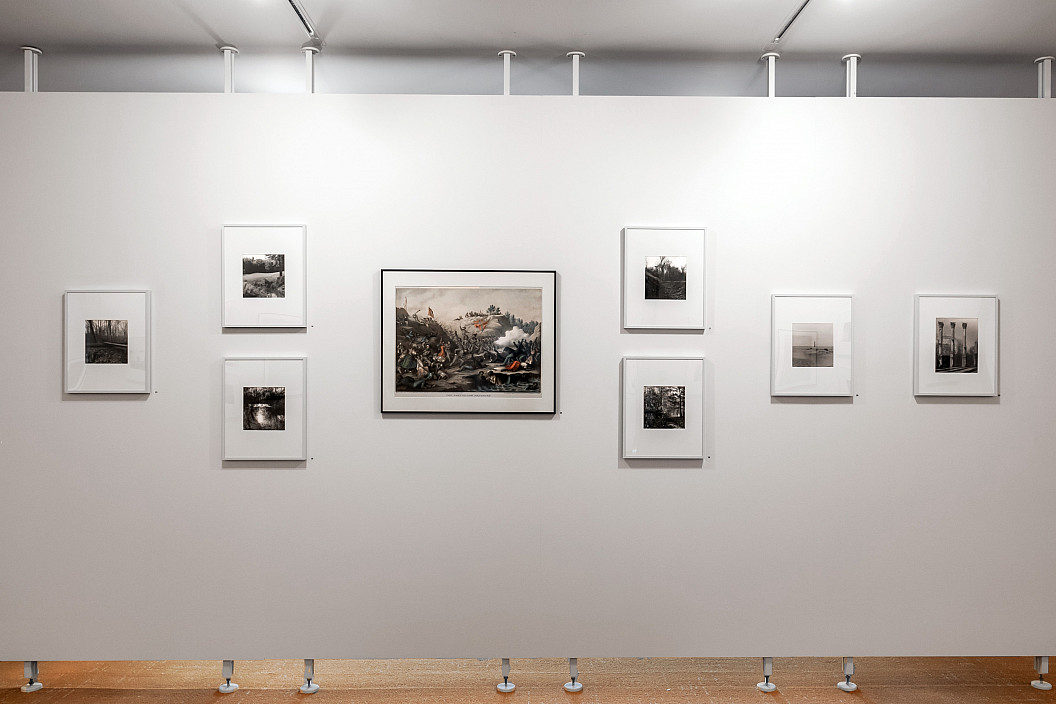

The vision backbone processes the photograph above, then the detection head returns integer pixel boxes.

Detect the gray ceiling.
[3,0,1055,58]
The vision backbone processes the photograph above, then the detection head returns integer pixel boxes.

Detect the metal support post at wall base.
[1033,656,1053,690]
[761,52,780,98]
[1037,56,1054,98]
[496,658,515,692]
[20,46,41,93]
[21,661,42,693]
[300,658,320,694]
[303,42,321,94]
[757,657,777,692]
[218,660,239,693]
[837,657,857,692]
[563,657,583,693]
[498,50,516,96]
[842,54,862,98]
[567,52,585,96]
[219,45,238,94]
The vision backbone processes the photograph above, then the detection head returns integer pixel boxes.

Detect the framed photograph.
[381,269,556,413]
[914,295,998,396]
[622,357,704,459]
[222,225,306,327]
[771,295,854,397]
[64,290,151,393]
[223,357,307,460]
[623,227,705,330]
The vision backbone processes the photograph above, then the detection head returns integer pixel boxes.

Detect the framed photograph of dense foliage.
[223,357,307,460]
[771,294,854,397]
[222,225,306,327]
[64,290,151,393]
[914,295,998,396]
[622,357,704,459]
[381,269,556,413]
[623,227,705,330]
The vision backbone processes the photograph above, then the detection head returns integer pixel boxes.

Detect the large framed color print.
[381,269,556,413]
[914,295,998,396]
[222,225,306,327]
[623,227,705,330]
[771,294,854,397]
[64,290,151,393]
[622,357,704,459]
[223,357,307,460]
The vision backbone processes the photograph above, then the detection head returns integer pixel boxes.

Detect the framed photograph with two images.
[622,357,704,460]
[381,269,556,413]
[64,290,151,394]
[623,227,705,330]
[223,357,307,460]
[222,225,306,327]
[771,295,854,397]
[914,295,998,396]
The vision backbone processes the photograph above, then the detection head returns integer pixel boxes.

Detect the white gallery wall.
[0,92,1053,660]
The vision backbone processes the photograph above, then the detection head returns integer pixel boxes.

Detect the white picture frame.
[623,227,706,330]
[771,294,854,397]
[223,357,307,460]
[914,295,998,396]
[222,225,307,327]
[622,357,704,459]
[64,290,151,394]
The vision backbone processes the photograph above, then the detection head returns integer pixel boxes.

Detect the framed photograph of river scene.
[64,290,151,393]
[914,295,998,396]
[221,225,306,327]
[223,357,307,460]
[381,269,556,413]
[771,294,854,397]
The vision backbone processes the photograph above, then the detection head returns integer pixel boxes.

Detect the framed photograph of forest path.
[914,295,998,396]
[64,290,151,393]
[623,227,705,330]
[622,357,704,459]
[222,225,306,327]
[223,357,307,460]
[771,295,854,397]
[381,269,556,413]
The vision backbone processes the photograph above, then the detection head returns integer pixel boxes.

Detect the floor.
[0,657,1051,703]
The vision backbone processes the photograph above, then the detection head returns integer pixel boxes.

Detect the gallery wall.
[0,92,1054,660]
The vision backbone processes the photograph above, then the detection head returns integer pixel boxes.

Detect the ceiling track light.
[287,0,323,45]
[766,0,812,52]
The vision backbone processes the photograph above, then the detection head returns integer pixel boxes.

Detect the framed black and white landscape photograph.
[623,227,705,330]
[64,290,151,393]
[380,269,556,413]
[223,357,307,460]
[622,357,704,459]
[914,295,998,396]
[771,295,853,397]
[222,225,306,327]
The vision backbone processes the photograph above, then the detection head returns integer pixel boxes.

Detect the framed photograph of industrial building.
[223,357,307,460]
[914,295,998,396]
[771,294,854,397]
[622,357,704,459]
[623,227,705,330]
[64,290,151,394]
[221,225,306,327]
[381,269,556,413]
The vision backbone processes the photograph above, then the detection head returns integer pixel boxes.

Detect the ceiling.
[2,0,1055,59]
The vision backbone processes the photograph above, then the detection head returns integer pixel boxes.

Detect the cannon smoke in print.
[644,256,687,300]
[243,254,285,298]
[84,319,128,364]
[935,317,978,373]
[644,385,685,429]
[395,287,542,394]
[243,386,285,430]
[792,322,834,368]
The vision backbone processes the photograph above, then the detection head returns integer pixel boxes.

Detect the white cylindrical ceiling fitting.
[761,52,780,97]
[219,45,238,93]
[567,51,585,96]
[498,50,516,96]
[303,45,320,94]
[20,46,41,93]
[842,54,862,98]
[1036,56,1054,98]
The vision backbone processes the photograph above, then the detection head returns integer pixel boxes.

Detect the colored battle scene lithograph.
[395,287,542,394]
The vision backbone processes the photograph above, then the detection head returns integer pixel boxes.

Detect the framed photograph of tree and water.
[771,295,854,397]
[622,227,706,330]
[622,357,704,459]
[64,290,151,393]
[914,295,998,396]
[381,269,556,413]
[223,357,307,460]
[221,225,306,327]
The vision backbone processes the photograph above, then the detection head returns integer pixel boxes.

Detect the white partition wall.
[0,93,1053,659]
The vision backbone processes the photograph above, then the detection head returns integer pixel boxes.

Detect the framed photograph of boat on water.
[771,294,853,397]
[221,225,306,328]
[223,357,307,460]
[913,294,998,397]
[381,269,556,413]
[64,290,151,394]
[622,357,704,459]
